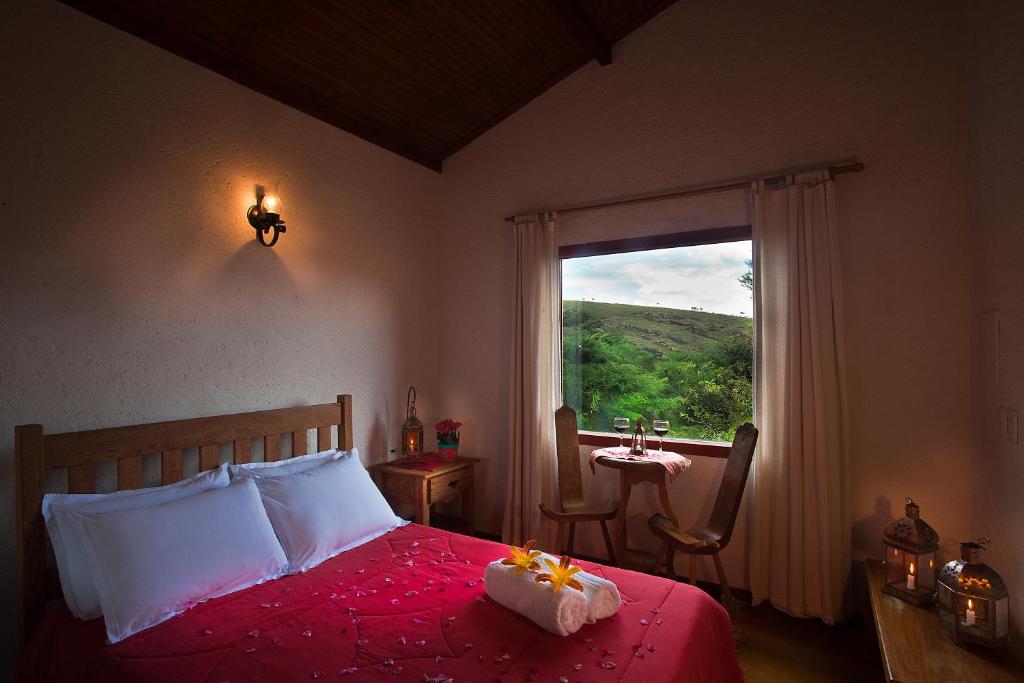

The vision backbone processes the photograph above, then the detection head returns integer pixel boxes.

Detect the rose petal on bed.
[357,639,368,646]
[405,591,418,597]
[338,666,358,676]
[312,671,323,679]
[640,618,650,625]
[650,607,661,614]
[245,647,256,654]
[656,618,664,625]
[302,630,312,638]
[415,640,426,647]
[463,643,474,650]
[573,664,583,671]
[647,643,656,652]
[247,629,260,638]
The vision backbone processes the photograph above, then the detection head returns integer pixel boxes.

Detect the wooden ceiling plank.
[58,0,443,170]
[552,0,613,65]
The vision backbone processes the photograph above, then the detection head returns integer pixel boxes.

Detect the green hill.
[563,300,750,355]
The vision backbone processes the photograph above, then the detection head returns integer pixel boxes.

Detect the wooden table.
[593,449,690,569]
[369,455,478,534]
[865,558,1023,682]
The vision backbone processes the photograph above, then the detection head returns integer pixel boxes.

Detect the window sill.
[577,431,730,459]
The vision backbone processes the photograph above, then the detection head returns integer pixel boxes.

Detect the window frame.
[559,224,753,459]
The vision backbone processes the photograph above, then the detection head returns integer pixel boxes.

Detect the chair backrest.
[706,423,759,548]
[554,405,585,510]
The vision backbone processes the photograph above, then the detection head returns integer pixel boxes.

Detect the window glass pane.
[562,240,752,442]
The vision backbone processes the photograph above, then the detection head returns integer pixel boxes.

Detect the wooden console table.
[865,558,1022,682]
[369,456,478,534]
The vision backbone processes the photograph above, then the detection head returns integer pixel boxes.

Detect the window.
[561,227,753,443]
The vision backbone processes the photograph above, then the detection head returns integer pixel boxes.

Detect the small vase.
[437,443,459,461]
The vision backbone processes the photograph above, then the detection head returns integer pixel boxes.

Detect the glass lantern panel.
[884,545,908,584]
[996,597,1008,637]
[916,552,937,590]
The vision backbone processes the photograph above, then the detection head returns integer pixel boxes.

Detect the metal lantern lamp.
[629,417,648,455]
[401,386,424,457]
[937,538,1009,648]
[882,497,939,607]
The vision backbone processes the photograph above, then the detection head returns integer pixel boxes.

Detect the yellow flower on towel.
[534,555,584,593]
[500,539,543,576]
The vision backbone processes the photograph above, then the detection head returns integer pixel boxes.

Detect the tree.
[739,258,753,291]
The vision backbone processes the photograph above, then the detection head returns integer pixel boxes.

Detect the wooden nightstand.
[369,455,479,533]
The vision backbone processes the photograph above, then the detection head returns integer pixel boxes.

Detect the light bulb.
[263,195,280,213]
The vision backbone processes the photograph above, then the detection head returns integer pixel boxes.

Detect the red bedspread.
[20,524,741,682]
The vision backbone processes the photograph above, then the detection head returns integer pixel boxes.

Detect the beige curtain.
[503,212,561,548]
[749,171,850,624]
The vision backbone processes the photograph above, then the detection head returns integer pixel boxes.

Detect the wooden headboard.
[15,395,354,646]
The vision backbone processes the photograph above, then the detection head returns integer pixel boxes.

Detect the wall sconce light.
[247,187,287,247]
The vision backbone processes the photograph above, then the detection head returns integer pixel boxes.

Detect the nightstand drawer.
[429,469,469,504]
[381,473,418,504]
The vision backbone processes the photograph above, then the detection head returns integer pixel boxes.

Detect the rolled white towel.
[483,560,588,636]
[537,552,621,623]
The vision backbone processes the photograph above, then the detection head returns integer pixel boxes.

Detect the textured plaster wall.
[0,0,443,670]
[439,0,973,599]
[968,0,1024,651]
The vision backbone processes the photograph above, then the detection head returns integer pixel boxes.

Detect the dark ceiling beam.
[552,0,613,66]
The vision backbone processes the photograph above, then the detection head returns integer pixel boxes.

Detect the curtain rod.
[503,161,866,223]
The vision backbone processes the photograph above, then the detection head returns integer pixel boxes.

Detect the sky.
[562,240,753,317]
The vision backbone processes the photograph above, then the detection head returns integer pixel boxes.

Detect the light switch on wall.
[999,407,1018,445]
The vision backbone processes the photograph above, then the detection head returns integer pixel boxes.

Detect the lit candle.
[906,562,916,591]
[965,598,976,626]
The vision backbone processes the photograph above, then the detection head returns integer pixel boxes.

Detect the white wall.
[0,0,443,670]
[439,0,973,597]
[968,0,1024,651]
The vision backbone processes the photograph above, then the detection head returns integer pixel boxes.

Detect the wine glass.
[613,417,630,448]
[653,420,669,451]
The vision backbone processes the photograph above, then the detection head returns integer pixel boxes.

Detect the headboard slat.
[68,463,95,494]
[44,403,343,469]
[338,395,354,451]
[117,456,143,490]
[265,434,282,462]
[292,430,308,457]
[161,449,183,485]
[233,439,251,465]
[317,427,331,451]
[17,396,354,648]
[199,443,219,471]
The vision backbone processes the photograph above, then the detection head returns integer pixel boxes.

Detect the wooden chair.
[648,423,758,603]
[538,406,618,563]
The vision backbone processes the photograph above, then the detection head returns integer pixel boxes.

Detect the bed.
[16,396,741,682]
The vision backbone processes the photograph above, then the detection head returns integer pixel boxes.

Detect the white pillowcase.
[228,447,344,479]
[73,478,288,643]
[249,451,405,572]
[42,464,230,620]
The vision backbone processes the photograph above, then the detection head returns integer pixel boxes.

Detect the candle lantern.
[401,386,423,457]
[629,417,648,455]
[882,498,939,607]
[937,538,1009,648]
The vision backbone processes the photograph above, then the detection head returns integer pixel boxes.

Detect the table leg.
[656,477,679,527]
[616,472,632,567]
[416,479,430,526]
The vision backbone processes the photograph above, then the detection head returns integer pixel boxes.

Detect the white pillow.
[42,464,230,620]
[73,478,288,643]
[228,447,345,479]
[251,451,405,572]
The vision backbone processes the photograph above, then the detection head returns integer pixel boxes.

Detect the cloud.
[562,241,752,316]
